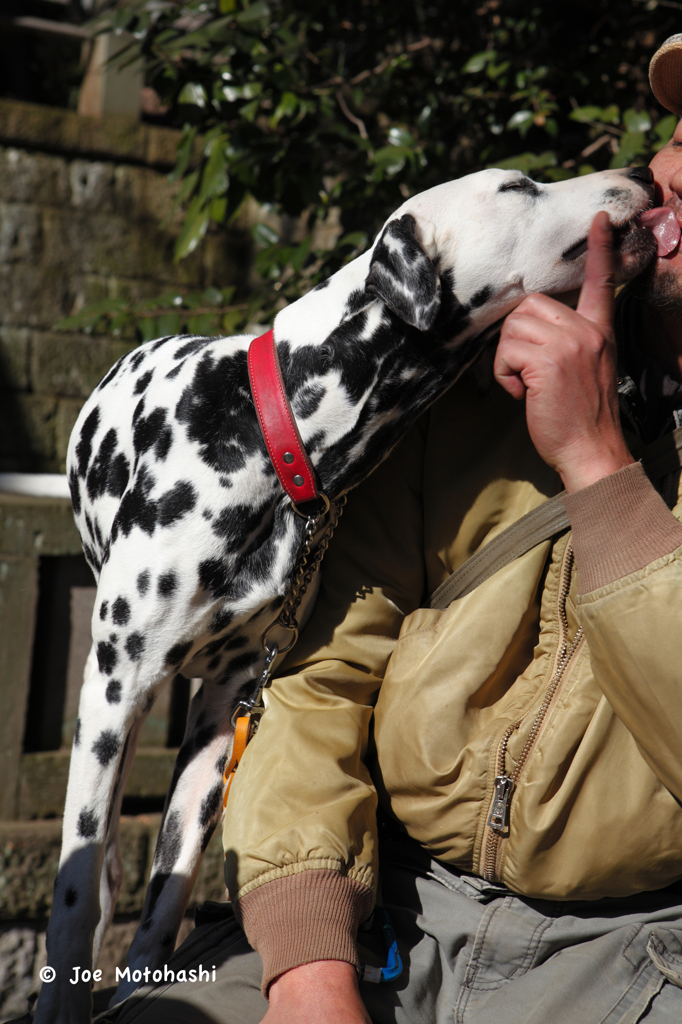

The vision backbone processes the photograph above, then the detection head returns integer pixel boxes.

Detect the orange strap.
[223,715,255,809]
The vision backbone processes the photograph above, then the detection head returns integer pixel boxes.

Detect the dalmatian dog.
[35,165,661,1024]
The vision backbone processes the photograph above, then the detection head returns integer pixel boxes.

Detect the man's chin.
[615,225,658,282]
[632,259,682,313]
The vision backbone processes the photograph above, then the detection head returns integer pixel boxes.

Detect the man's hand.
[264,960,372,1024]
[494,211,635,492]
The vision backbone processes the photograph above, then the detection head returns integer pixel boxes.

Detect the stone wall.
[0,100,247,1019]
[0,98,248,473]
[0,818,226,1021]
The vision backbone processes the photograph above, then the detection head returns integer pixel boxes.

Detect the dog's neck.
[270,251,491,498]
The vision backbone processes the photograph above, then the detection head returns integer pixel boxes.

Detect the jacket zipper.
[482,543,584,882]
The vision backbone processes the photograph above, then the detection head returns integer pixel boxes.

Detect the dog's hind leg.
[35,642,166,1024]
[114,676,237,1004]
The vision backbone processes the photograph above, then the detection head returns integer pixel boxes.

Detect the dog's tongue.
[636,208,681,256]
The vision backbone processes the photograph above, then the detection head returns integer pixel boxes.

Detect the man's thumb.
[575,211,615,331]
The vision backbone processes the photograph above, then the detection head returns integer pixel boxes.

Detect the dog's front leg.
[113,679,234,1005]
[92,710,147,967]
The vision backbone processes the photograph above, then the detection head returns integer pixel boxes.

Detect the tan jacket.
[222,373,682,991]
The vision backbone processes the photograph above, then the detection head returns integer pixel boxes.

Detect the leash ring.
[292,492,330,518]
[262,622,298,654]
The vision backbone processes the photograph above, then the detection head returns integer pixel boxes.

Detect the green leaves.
[174,194,211,259]
[570,104,620,125]
[462,50,497,74]
[66,0,678,347]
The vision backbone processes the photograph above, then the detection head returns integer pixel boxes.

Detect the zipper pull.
[487,775,515,834]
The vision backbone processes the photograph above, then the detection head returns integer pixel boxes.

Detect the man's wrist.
[557,442,635,493]
[270,960,358,1000]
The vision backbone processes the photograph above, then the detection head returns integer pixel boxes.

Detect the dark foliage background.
[57,0,682,340]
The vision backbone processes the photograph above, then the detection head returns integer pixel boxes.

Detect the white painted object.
[0,473,71,499]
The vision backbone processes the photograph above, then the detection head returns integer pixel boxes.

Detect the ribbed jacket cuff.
[236,869,374,997]
[562,461,682,593]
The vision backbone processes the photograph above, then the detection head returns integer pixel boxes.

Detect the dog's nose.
[626,166,654,186]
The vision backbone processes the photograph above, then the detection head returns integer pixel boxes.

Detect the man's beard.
[631,198,682,314]
[632,260,682,314]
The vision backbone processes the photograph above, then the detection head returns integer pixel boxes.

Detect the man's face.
[640,117,682,310]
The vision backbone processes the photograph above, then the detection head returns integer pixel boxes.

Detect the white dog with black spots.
[35,165,658,1023]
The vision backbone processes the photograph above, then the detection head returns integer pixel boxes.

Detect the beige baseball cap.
[649,34,682,116]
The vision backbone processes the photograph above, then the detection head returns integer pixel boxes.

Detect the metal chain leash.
[229,493,348,729]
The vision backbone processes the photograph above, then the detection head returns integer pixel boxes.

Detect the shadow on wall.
[0,351,40,473]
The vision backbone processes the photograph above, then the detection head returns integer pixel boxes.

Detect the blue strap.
[360,907,403,984]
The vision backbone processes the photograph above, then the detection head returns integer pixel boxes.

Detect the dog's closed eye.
[498,178,542,197]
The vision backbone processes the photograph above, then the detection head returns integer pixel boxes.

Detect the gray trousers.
[97,836,682,1024]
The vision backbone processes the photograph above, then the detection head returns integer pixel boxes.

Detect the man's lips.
[635,207,681,256]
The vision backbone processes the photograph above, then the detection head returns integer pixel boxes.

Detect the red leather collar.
[247,329,320,506]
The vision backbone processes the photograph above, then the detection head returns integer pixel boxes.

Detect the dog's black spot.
[174,337,214,360]
[155,810,183,874]
[133,407,171,461]
[211,500,271,547]
[175,349,262,476]
[137,570,150,596]
[199,783,222,830]
[113,467,196,540]
[603,186,630,202]
[97,356,126,391]
[130,350,146,372]
[312,278,330,290]
[198,559,226,599]
[83,542,101,575]
[74,718,81,746]
[159,481,197,527]
[344,288,368,315]
[64,886,78,907]
[155,426,173,461]
[75,406,100,476]
[109,633,117,643]
[294,383,326,419]
[166,362,184,380]
[77,809,98,839]
[209,608,233,634]
[469,285,493,310]
[92,729,120,767]
[126,632,145,661]
[113,465,157,537]
[99,601,108,621]
[160,931,175,947]
[200,823,215,853]
[132,397,146,423]
[112,597,130,626]
[134,369,154,395]
[97,641,118,675]
[106,680,122,704]
[207,655,221,671]
[202,636,226,657]
[108,453,130,498]
[142,692,156,715]
[166,639,192,666]
[87,428,123,502]
[151,335,176,351]
[69,468,81,516]
[158,571,178,597]
[225,650,260,678]
[225,634,249,651]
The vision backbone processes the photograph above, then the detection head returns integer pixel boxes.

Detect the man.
[102,35,682,1024]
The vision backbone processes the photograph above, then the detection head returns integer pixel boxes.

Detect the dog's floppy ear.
[366,214,441,331]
